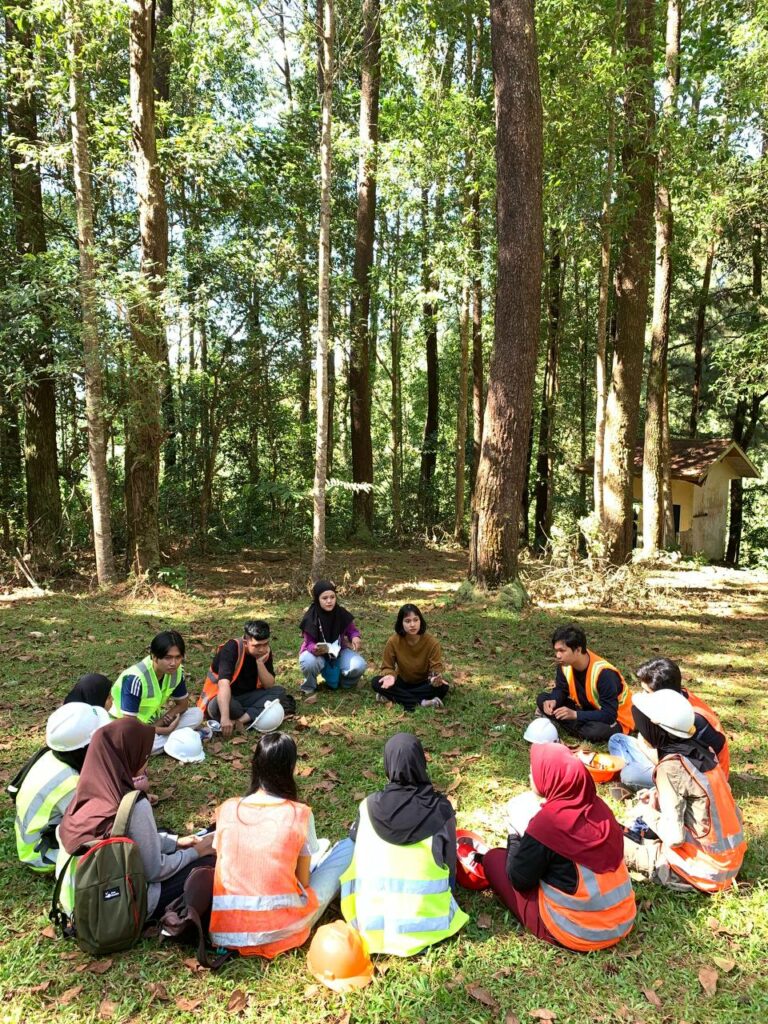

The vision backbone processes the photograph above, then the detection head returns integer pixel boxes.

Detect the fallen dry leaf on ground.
[466,984,499,1010]
[176,997,203,1011]
[361,769,377,780]
[477,913,492,929]
[698,967,718,997]
[444,774,462,795]
[712,956,736,973]
[505,1014,521,1024]
[98,998,117,1019]
[40,925,56,939]
[642,988,662,1008]
[28,981,51,994]
[297,765,315,777]
[182,956,206,973]
[295,716,311,730]
[529,1010,556,1021]
[59,985,84,1005]
[148,982,170,1003]
[226,989,247,1012]
[80,959,113,975]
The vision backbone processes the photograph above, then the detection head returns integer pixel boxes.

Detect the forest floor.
[1,549,766,1024]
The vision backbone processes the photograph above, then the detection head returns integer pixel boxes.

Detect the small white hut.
[631,438,759,560]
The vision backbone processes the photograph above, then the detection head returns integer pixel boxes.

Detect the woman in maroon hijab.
[484,744,636,951]
[57,718,215,921]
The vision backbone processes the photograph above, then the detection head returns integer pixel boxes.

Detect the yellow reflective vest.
[340,799,468,957]
[110,656,183,724]
[14,750,78,872]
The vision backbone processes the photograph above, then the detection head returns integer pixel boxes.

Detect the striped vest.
[14,751,78,872]
[210,796,318,958]
[340,799,468,957]
[110,657,183,723]
[657,755,745,893]
[197,640,247,713]
[686,690,730,778]
[564,650,633,734]
[539,861,636,951]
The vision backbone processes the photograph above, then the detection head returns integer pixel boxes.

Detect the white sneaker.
[206,719,222,733]
[420,697,444,709]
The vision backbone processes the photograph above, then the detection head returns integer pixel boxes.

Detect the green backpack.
[51,790,148,955]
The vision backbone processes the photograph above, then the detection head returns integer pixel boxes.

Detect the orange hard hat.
[307,920,374,993]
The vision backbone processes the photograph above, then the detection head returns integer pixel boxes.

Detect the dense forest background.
[1,0,766,585]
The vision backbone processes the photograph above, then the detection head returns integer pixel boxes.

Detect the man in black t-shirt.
[206,621,293,737]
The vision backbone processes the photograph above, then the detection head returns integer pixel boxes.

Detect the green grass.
[1,550,766,1023]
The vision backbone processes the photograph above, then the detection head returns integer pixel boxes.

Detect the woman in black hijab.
[64,673,113,709]
[340,733,468,955]
[298,581,366,694]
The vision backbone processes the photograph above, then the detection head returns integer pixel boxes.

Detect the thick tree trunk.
[534,229,564,551]
[454,278,470,539]
[689,237,715,437]
[126,0,168,573]
[593,1,621,522]
[5,9,62,560]
[469,13,484,496]
[469,0,543,587]
[312,0,334,579]
[66,1,116,583]
[349,0,380,537]
[642,0,679,558]
[419,192,439,531]
[601,0,656,564]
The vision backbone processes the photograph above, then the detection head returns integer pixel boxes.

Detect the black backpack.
[158,864,235,970]
[51,790,147,955]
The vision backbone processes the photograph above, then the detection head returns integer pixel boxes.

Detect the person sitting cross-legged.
[535,624,632,742]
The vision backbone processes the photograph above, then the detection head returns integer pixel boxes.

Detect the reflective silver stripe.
[680,761,743,853]
[210,919,308,947]
[212,891,307,912]
[666,848,740,882]
[544,904,634,943]
[355,898,462,936]
[340,876,449,899]
[540,869,633,913]
[136,659,156,700]
[20,767,76,839]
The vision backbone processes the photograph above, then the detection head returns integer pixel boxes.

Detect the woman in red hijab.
[484,744,636,951]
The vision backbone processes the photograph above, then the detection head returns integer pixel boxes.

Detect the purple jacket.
[299,621,361,656]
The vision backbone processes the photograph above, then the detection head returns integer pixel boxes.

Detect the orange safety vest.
[538,861,636,952]
[686,689,730,778]
[210,796,319,958]
[656,755,745,894]
[197,639,247,713]
[563,650,633,734]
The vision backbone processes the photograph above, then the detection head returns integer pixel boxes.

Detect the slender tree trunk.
[469,13,485,496]
[419,191,439,531]
[593,1,622,521]
[5,8,62,560]
[454,278,470,539]
[642,0,679,557]
[0,395,23,546]
[469,0,543,587]
[601,0,656,564]
[349,0,380,537]
[520,416,534,548]
[126,0,168,573]
[534,228,564,551]
[66,0,116,583]
[689,236,715,437]
[312,0,334,578]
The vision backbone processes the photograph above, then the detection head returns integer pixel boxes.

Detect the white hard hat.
[93,706,112,730]
[46,702,105,752]
[249,699,285,733]
[632,690,695,739]
[164,727,205,763]
[523,718,560,744]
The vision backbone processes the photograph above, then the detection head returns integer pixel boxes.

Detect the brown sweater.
[380,633,444,685]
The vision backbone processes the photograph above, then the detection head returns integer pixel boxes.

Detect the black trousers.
[535,692,621,742]
[208,686,291,722]
[151,854,217,921]
[371,675,450,712]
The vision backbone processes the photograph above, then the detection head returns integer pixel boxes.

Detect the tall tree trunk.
[0,394,23,546]
[419,191,439,531]
[66,0,116,583]
[534,228,564,551]
[642,0,679,557]
[469,12,484,496]
[5,8,62,559]
[387,214,403,538]
[349,0,380,537]
[689,236,715,437]
[454,278,470,539]
[312,0,334,578]
[470,0,543,587]
[601,0,656,564]
[593,1,622,521]
[126,0,168,573]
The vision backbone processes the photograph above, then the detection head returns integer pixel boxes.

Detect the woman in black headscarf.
[339,734,468,956]
[64,673,113,709]
[623,690,745,893]
[298,581,367,695]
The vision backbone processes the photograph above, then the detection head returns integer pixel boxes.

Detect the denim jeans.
[306,837,355,926]
[608,733,655,789]
[299,649,367,692]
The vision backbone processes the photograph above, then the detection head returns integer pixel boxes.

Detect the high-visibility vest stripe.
[211,891,308,912]
[210,920,310,947]
[564,651,633,734]
[14,753,78,871]
[539,863,636,951]
[351,898,464,936]
[341,876,450,898]
[111,657,183,723]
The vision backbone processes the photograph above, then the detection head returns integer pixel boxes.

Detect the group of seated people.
[9,595,746,980]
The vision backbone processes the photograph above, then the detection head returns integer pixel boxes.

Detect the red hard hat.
[456,829,490,891]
